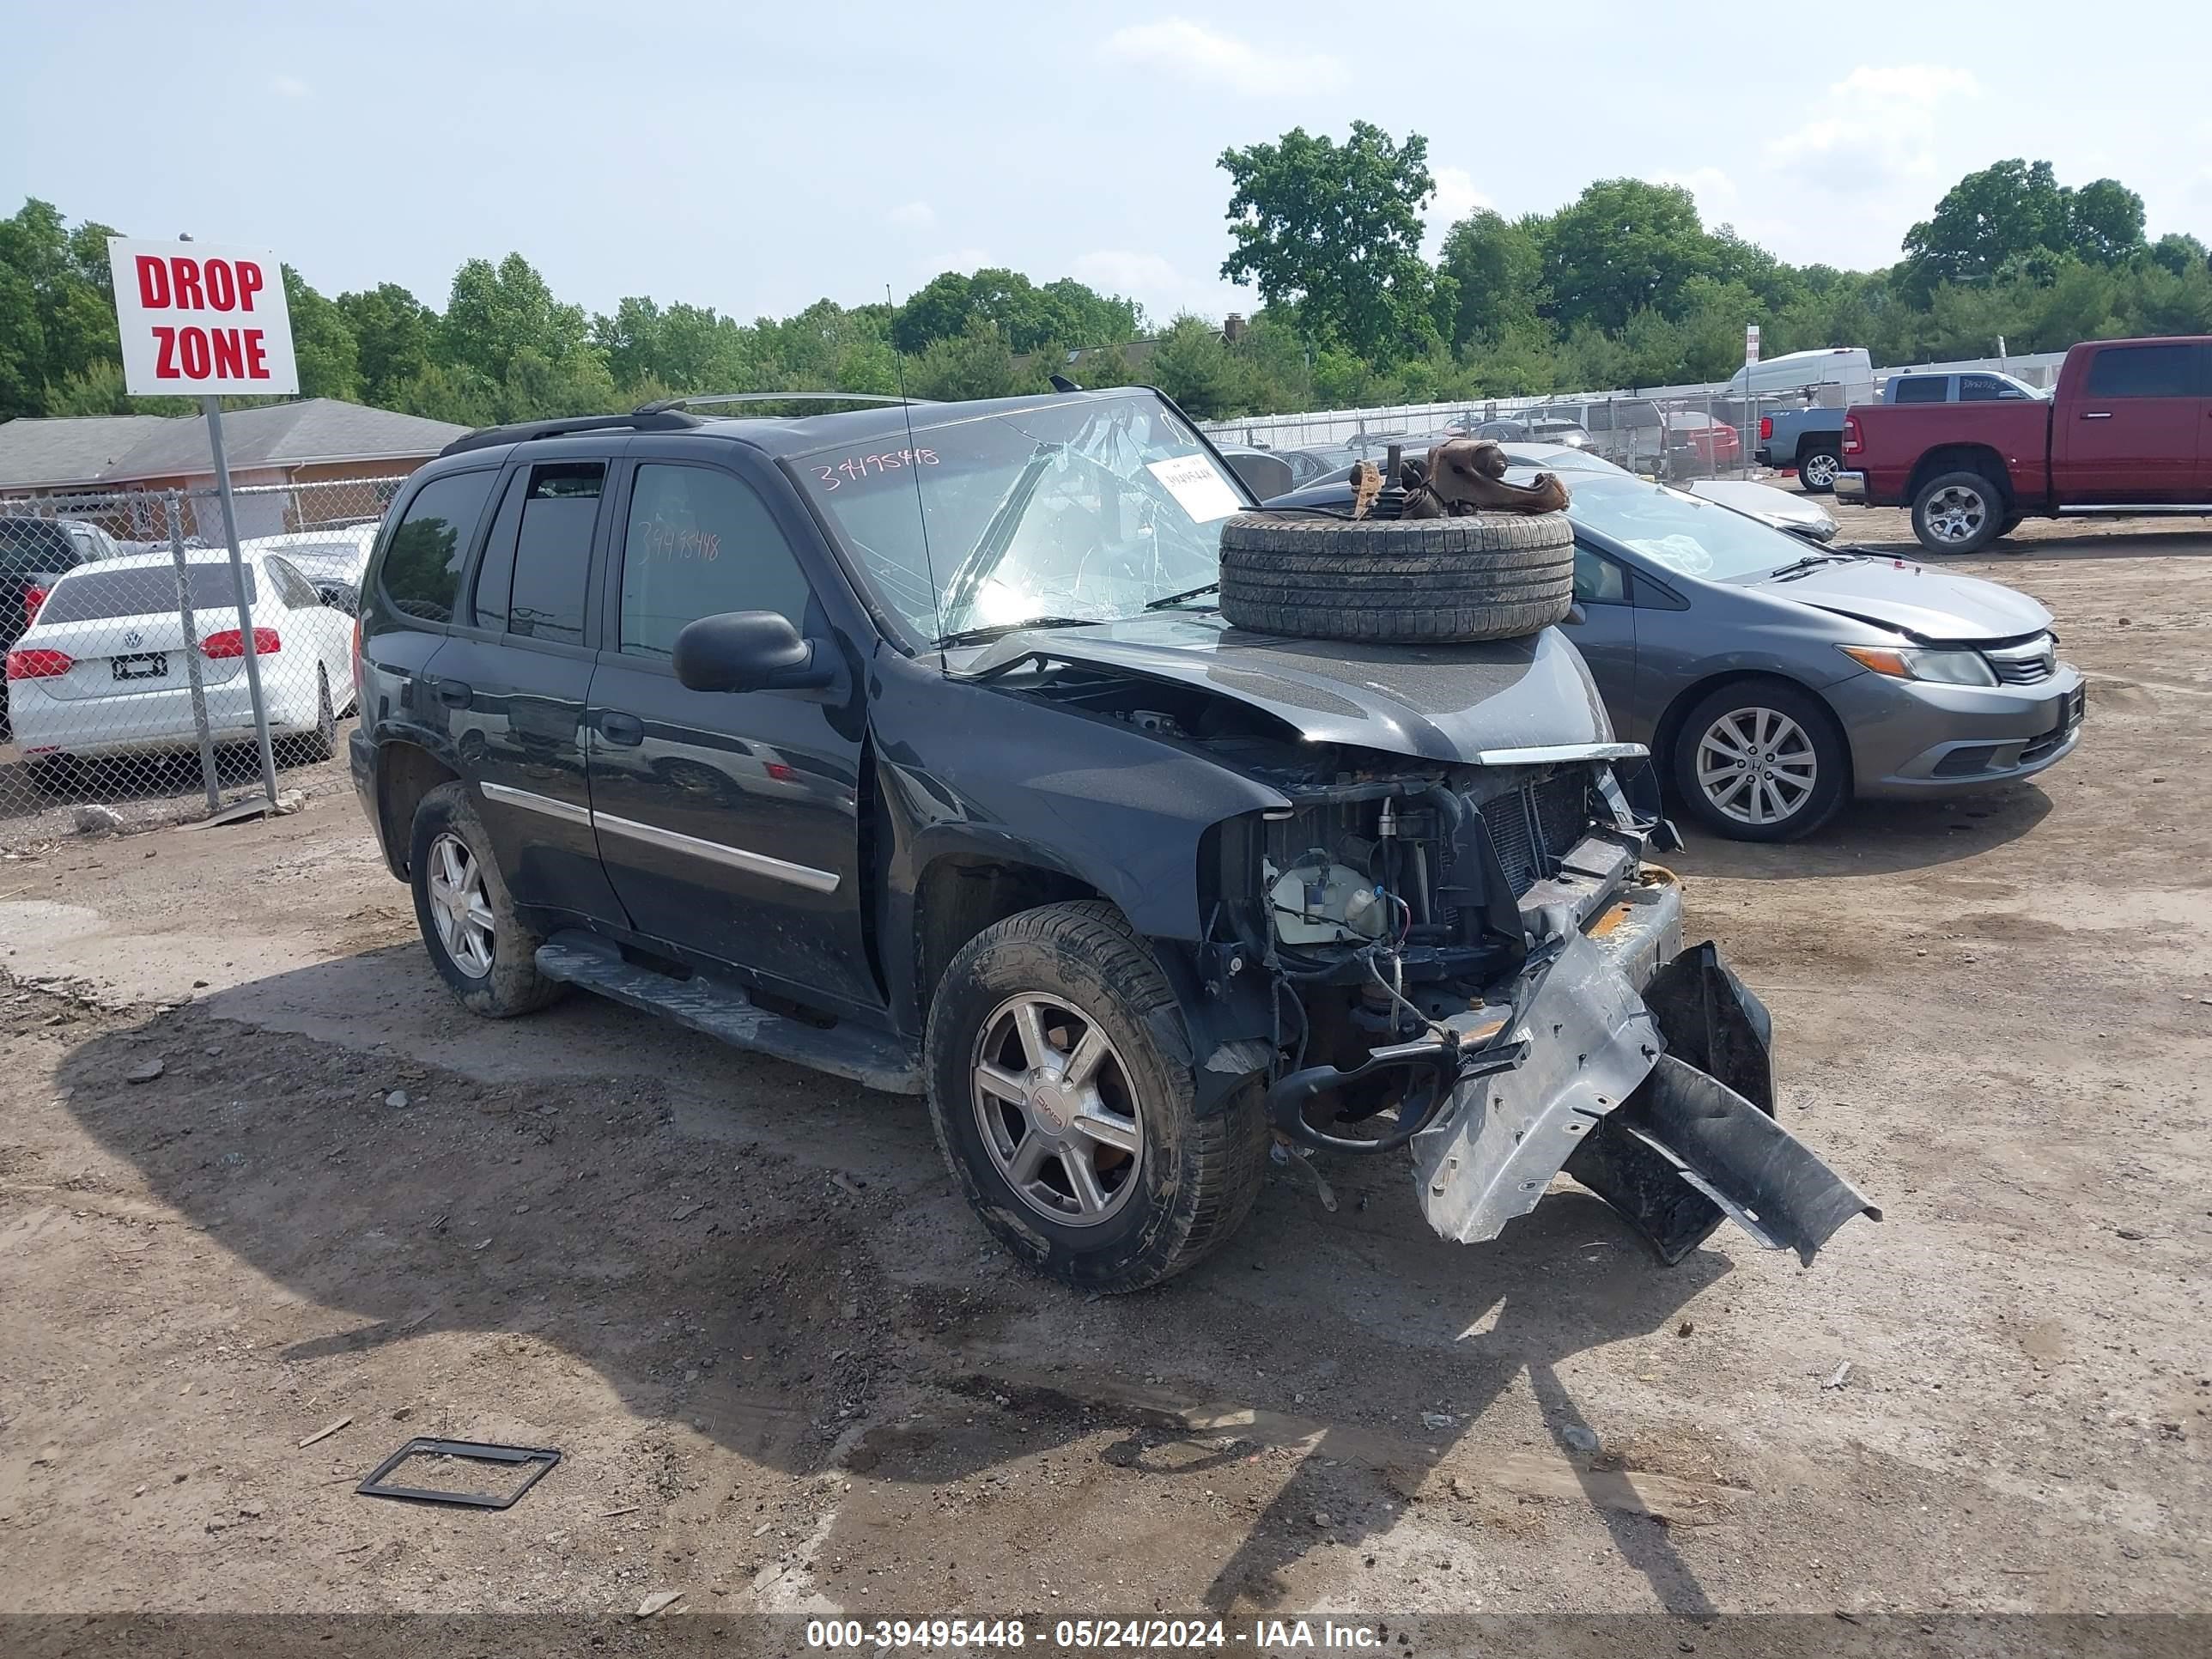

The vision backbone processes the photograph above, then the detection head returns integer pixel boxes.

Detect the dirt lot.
[2,505,2209,1643]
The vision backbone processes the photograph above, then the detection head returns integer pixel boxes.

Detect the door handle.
[434,679,472,708]
[596,711,644,746]
[2081,410,2112,420]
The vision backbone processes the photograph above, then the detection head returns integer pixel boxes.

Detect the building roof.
[0,415,173,490]
[0,399,472,491]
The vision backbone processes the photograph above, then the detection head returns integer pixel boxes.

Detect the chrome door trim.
[479,780,591,828]
[592,810,841,894]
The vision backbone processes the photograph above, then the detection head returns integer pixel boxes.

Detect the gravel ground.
[1,508,2207,1643]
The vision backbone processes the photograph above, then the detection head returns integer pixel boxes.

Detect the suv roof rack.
[437,410,704,458]
[632,392,934,414]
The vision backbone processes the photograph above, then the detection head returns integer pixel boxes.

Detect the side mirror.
[673,611,836,694]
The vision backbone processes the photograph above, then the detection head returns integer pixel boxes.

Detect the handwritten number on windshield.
[811,449,940,490]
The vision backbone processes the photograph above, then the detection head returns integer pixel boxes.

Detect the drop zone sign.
[107,237,299,396]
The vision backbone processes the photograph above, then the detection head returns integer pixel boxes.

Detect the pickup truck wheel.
[924,901,1270,1293]
[1672,680,1849,842]
[1912,471,2004,555]
[1796,447,1842,493]
[408,781,566,1018]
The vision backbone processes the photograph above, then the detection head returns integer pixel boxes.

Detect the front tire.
[923,901,1270,1293]
[1672,680,1849,842]
[408,781,566,1018]
[1912,470,2004,555]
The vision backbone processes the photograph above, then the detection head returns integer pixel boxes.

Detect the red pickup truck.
[1837,336,2212,553]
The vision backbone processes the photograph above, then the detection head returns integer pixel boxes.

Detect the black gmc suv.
[351,388,1875,1291]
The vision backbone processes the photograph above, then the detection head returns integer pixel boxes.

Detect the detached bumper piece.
[1410,921,1879,1265]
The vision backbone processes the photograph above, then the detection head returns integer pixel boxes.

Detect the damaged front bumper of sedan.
[1264,823,1880,1267]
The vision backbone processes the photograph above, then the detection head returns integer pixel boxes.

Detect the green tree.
[1148,315,1250,419]
[0,198,125,417]
[1899,160,2144,297]
[2069,178,2148,264]
[1436,210,1544,348]
[1218,122,1439,359]
[905,318,1020,401]
[336,283,434,406]
[1542,179,1711,333]
[440,253,594,386]
[282,265,360,401]
[893,271,975,354]
[2149,232,2210,278]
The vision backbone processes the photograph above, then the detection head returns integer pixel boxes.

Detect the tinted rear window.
[2083,344,2201,398]
[0,518,82,571]
[38,564,256,624]
[380,470,498,623]
[1892,377,1948,403]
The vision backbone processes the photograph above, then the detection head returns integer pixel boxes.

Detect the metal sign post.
[202,399,281,808]
[163,490,222,812]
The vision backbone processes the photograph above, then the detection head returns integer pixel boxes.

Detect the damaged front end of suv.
[953,617,1878,1267]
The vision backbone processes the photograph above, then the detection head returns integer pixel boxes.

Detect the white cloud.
[270,74,311,99]
[1070,249,1182,295]
[1768,63,1981,193]
[1424,165,1493,251]
[1068,250,1255,327]
[1103,18,1346,95]
[923,247,994,275]
[887,200,934,230]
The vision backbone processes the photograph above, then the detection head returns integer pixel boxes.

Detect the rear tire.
[1218,511,1573,643]
[1796,447,1843,494]
[923,901,1270,1293]
[1911,470,2005,556]
[408,781,566,1018]
[1671,679,1849,842]
[288,667,337,763]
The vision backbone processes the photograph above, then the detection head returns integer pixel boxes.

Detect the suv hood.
[1759,556,2051,642]
[957,611,1615,763]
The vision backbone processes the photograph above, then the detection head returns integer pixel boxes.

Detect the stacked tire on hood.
[1218,509,1574,644]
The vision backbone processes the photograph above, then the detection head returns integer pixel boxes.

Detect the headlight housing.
[1839,644,1998,687]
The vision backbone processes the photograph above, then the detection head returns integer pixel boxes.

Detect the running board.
[534,931,923,1095]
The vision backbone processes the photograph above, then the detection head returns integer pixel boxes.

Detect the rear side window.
[1959,374,2014,401]
[38,563,255,624]
[476,462,603,643]
[618,464,813,661]
[2083,344,2199,399]
[380,470,496,623]
[0,518,82,573]
[1893,377,1948,403]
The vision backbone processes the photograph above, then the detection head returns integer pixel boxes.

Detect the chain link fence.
[1,477,398,845]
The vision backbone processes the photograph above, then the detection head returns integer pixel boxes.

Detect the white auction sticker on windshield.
[1146,455,1243,523]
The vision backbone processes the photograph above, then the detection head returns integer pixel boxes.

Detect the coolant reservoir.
[1269,862,1388,946]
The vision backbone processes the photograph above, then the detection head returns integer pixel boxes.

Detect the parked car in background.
[1468,416,1596,453]
[240,523,382,614]
[60,519,123,562]
[1661,410,1740,475]
[1525,398,1666,471]
[1839,335,2212,553]
[1270,455,2082,840]
[1680,476,1838,543]
[1,515,88,738]
[1878,370,2048,404]
[4,547,354,787]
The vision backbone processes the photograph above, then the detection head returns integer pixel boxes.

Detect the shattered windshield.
[1545,471,1803,582]
[794,393,1248,643]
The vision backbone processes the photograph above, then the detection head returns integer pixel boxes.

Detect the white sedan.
[4,547,356,780]
[240,522,380,612]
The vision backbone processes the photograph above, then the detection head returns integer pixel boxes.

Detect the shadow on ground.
[1672,780,2051,881]
[52,949,1732,1613]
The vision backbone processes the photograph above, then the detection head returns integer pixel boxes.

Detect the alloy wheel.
[1696,707,1820,828]
[971,993,1144,1228]
[427,830,496,977]
[1801,452,1839,489]
[1923,483,1988,543]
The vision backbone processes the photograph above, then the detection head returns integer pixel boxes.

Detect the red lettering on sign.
[171,258,205,311]
[153,326,180,378]
[137,256,172,309]
[178,327,211,379]
[236,261,264,313]
[211,329,245,378]
[243,330,268,378]
[204,260,237,311]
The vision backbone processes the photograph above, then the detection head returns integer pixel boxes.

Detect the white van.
[1723,346,1873,404]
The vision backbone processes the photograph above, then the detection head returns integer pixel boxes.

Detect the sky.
[7,0,2209,333]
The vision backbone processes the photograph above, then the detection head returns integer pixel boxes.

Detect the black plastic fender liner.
[1577,1055,1881,1266]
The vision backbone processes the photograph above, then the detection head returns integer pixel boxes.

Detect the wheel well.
[915,854,1105,1019]
[376,741,458,878]
[1907,445,2011,507]
[1650,670,1854,796]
